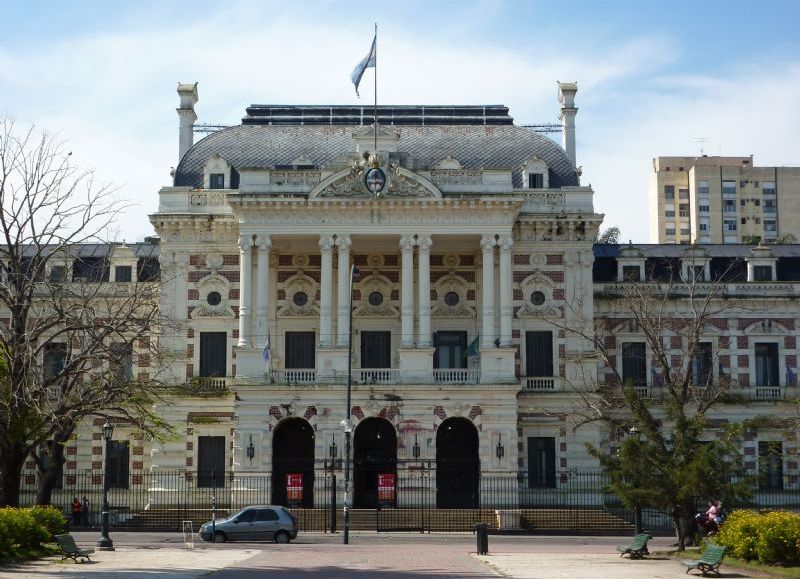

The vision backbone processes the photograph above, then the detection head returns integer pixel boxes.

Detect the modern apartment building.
[650,155,800,244]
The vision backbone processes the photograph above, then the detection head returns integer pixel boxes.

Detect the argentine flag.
[351,33,376,97]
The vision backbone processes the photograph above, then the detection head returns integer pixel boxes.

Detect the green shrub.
[0,507,49,555]
[716,509,800,564]
[28,505,67,538]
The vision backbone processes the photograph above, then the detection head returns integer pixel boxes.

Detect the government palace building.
[16,83,800,529]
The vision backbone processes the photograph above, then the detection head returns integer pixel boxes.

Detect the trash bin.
[474,523,489,555]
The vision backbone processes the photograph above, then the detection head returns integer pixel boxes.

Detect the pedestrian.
[82,496,91,527]
[71,497,81,527]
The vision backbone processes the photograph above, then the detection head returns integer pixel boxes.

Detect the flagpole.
[373,22,378,153]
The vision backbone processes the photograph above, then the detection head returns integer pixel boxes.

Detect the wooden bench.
[616,533,652,559]
[682,544,726,576]
[54,534,95,563]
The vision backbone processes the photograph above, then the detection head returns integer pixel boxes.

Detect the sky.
[1,0,799,243]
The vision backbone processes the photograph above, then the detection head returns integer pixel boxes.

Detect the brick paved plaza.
[0,532,765,579]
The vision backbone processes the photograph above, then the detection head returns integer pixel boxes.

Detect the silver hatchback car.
[199,505,298,543]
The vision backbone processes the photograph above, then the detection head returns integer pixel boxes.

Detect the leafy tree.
[595,226,621,244]
[563,258,754,549]
[0,118,173,506]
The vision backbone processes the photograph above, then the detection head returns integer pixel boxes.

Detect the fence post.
[330,472,337,533]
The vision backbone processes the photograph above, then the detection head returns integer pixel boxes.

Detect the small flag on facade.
[787,367,797,387]
[262,334,271,362]
[465,335,480,359]
[351,33,376,97]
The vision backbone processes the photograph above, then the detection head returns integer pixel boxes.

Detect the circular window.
[530,291,546,306]
[444,291,460,306]
[206,291,222,306]
[368,291,384,306]
[293,291,308,307]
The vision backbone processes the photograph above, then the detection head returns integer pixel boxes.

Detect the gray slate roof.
[174,123,579,189]
[593,243,800,258]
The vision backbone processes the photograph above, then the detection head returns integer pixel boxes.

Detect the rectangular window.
[664,210,675,218]
[692,342,713,386]
[699,205,709,213]
[360,331,391,368]
[284,331,315,369]
[764,220,777,232]
[107,440,130,489]
[698,180,710,195]
[197,436,226,488]
[622,265,640,281]
[527,437,556,488]
[49,266,66,282]
[434,331,467,369]
[754,199,761,206]
[724,219,737,231]
[679,204,690,217]
[740,180,748,188]
[110,343,133,383]
[664,185,675,200]
[740,199,746,207]
[687,265,705,282]
[762,181,776,195]
[43,343,67,380]
[680,228,690,235]
[665,228,675,236]
[209,173,225,189]
[199,332,227,377]
[723,199,737,213]
[114,265,132,282]
[722,180,736,195]
[525,331,554,377]
[753,266,772,282]
[699,223,708,231]
[678,188,689,200]
[528,173,544,189]
[621,342,647,387]
[763,199,776,213]
[741,218,747,225]
[754,343,779,386]
[759,441,783,491]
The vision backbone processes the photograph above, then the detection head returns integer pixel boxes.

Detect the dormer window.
[752,266,772,282]
[115,265,132,283]
[622,266,640,282]
[209,173,225,189]
[50,266,66,283]
[528,173,544,189]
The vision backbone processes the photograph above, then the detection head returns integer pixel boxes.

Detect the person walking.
[81,496,91,527]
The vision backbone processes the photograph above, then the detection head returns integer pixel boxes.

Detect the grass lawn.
[0,543,60,566]
[657,549,800,578]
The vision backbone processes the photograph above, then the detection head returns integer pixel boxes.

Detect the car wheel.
[274,531,290,544]
[213,532,227,543]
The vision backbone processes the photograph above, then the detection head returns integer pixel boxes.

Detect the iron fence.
[15,466,800,535]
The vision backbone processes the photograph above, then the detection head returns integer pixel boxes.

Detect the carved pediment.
[310,167,441,200]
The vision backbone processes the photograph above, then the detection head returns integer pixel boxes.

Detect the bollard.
[474,523,489,555]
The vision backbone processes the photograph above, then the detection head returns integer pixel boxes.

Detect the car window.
[236,509,257,523]
[256,508,279,522]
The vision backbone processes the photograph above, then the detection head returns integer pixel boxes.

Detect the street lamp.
[97,419,115,550]
[629,424,643,535]
[496,433,505,460]
[343,264,359,545]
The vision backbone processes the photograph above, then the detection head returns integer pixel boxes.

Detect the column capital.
[498,235,513,252]
[319,234,335,251]
[399,234,416,252]
[416,234,433,251]
[335,234,351,250]
[238,234,255,251]
[480,234,497,251]
[256,234,272,250]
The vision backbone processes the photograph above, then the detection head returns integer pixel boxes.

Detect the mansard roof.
[174,105,579,189]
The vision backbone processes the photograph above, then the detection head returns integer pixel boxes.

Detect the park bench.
[616,533,652,559]
[54,534,95,563]
[682,544,726,576]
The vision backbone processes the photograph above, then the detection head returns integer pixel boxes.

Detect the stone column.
[498,235,513,347]
[417,234,432,347]
[319,235,335,348]
[400,234,416,347]
[255,234,271,351]
[336,234,352,348]
[480,234,497,349]
[237,234,255,348]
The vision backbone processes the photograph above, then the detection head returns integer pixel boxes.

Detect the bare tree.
[0,118,173,506]
[556,256,755,549]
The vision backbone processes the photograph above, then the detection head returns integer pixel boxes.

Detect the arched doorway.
[436,417,480,508]
[271,418,315,507]
[353,417,397,508]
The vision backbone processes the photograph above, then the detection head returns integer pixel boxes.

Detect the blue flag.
[351,33,376,97]
[788,367,796,387]
[262,334,271,362]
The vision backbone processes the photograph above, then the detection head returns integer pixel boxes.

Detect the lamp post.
[629,424,643,535]
[97,419,114,550]
[343,264,359,545]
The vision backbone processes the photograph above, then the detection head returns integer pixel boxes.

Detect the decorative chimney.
[557,81,578,166]
[176,82,198,163]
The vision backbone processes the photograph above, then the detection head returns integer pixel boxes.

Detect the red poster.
[286,473,303,504]
[377,473,396,507]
